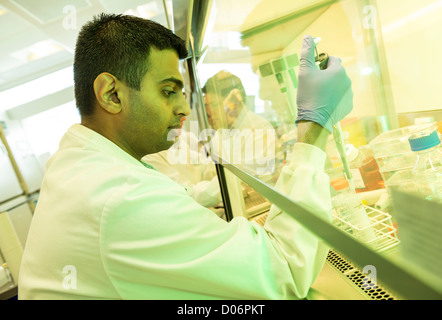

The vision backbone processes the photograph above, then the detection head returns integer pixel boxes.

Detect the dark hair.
[74,13,188,116]
[202,70,247,102]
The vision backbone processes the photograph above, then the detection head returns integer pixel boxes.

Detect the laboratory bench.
[251,210,400,300]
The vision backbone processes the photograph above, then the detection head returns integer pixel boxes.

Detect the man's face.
[204,92,227,130]
[121,49,190,157]
[223,88,243,128]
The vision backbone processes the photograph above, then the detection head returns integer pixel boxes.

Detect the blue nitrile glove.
[295,35,353,133]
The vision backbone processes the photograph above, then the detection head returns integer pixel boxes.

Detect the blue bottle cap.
[408,129,441,151]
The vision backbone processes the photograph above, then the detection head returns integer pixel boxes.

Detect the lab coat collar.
[65,124,147,169]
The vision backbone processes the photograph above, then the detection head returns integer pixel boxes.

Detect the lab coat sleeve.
[99,142,331,299]
[263,142,332,298]
[186,175,222,208]
[145,153,221,208]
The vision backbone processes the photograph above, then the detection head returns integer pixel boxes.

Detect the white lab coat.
[210,108,277,177]
[19,124,331,300]
[143,131,223,209]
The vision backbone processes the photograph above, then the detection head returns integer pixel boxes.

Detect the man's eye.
[163,90,176,97]
[163,90,187,98]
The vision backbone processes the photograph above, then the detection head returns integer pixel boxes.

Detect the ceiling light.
[124,3,160,20]
[10,40,63,63]
[136,3,160,19]
[360,66,373,76]
[383,0,442,33]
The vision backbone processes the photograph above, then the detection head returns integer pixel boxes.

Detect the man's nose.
[175,94,191,116]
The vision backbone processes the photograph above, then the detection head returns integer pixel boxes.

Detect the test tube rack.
[332,205,400,254]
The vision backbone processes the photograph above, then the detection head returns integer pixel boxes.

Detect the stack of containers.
[407,126,442,202]
[369,123,437,196]
[391,123,442,286]
[392,190,442,286]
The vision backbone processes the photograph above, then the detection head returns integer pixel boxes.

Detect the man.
[202,70,272,131]
[142,71,274,211]
[202,70,277,177]
[19,13,352,299]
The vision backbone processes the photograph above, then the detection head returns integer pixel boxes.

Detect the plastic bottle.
[408,127,442,202]
[331,177,377,246]
[0,263,14,287]
[345,143,385,193]
[436,121,442,135]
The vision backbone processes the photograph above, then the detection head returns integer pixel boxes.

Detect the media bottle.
[0,263,14,287]
[408,127,442,203]
[345,144,384,193]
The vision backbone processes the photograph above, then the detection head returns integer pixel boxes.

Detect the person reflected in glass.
[202,71,277,179]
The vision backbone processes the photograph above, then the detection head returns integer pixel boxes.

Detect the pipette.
[313,37,355,192]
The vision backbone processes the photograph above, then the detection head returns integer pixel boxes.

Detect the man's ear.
[93,72,122,114]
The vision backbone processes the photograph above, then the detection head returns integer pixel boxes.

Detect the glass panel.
[192,0,442,295]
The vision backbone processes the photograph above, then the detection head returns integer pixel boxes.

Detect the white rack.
[332,205,400,253]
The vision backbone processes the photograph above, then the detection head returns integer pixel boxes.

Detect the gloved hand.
[295,35,353,133]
